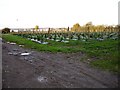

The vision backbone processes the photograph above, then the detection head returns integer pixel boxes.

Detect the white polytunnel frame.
[0,30,2,89]
[118,1,120,25]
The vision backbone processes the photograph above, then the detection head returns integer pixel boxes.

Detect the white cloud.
[0,0,119,29]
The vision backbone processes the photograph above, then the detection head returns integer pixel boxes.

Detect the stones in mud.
[9,42,16,45]
[6,42,10,44]
[29,60,33,64]
[13,52,18,56]
[29,60,33,62]
[7,42,16,45]
[83,59,91,64]
[52,64,55,67]
[8,50,31,56]
[68,62,73,64]
[37,76,47,83]
[8,52,13,55]
[19,45,24,47]
[7,86,10,88]
[13,49,19,51]
[0,38,2,43]
[8,52,18,56]
[2,46,6,49]
[53,70,57,73]
[87,59,90,61]
[70,76,76,80]
[16,71,22,74]
[5,65,8,68]
[2,79,5,82]
[50,71,54,74]
[4,70,9,73]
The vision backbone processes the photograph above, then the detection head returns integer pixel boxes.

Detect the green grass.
[2,34,119,73]
[90,59,119,73]
[0,33,2,37]
[2,34,82,53]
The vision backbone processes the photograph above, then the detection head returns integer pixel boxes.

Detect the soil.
[2,39,118,88]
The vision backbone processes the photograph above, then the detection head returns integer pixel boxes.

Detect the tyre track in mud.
[26,52,117,88]
[2,40,118,88]
[16,52,114,88]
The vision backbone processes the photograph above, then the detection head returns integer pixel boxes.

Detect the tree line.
[71,22,119,33]
[1,23,120,34]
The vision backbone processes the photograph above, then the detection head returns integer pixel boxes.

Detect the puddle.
[55,40,60,42]
[30,39,48,44]
[97,38,104,41]
[41,42,48,44]
[50,39,54,41]
[34,40,38,42]
[31,39,38,42]
[82,40,86,42]
[66,38,70,40]
[36,41,41,44]
[72,39,77,40]
[31,39,35,41]
[27,38,31,40]
[37,76,47,83]
[61,40,69,43]
[20,53,30,56]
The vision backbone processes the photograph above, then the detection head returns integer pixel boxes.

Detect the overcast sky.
[0,0,119,28]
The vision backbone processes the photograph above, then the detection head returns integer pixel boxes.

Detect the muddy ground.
[2,40,118,88]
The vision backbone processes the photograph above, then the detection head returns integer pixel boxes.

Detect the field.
[2,31,119,73]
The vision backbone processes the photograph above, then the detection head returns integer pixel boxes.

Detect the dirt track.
[2,40,118,88]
